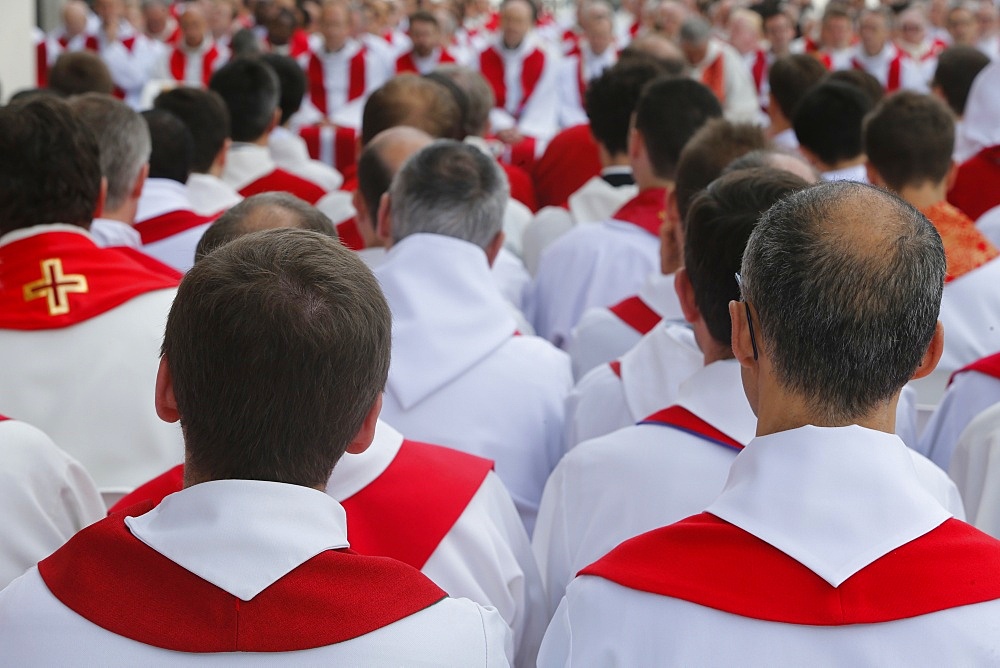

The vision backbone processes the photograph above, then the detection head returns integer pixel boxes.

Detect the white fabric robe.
[134,178,213,273]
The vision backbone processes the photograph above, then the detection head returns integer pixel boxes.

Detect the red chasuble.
[299,124,357,172]
[237,169,327,204]
[111,441,494,570]
[580,513,1000,624]
[610,188,668,237]
[307,48,367,117]
[608,295,661,335]
[532,124,601,209]
[39,504,447,652]
[949,351,1000,385]
[639,405,744,452]
[0,231,179,331]
[135,209,216,245]
[949,146,1000,221]
[395,48,456,74]
[168,43,222,85]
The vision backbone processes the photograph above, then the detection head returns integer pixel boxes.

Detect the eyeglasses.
[735,273,759,361]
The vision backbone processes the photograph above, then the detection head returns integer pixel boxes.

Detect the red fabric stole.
[0,414,9,421]
[336,218,367,251]
[949,351,1000,386]
[851,53,901,92]
[395,48,456,74]
[949,145,1000,222]
[109,441,493,571]
[169,44,221,85]
[610,187,667,237]
[580,513,1000,624]
[639,405,744,452]
[700,53,727,105]
[307,47,367,117]
[817,51,833,70]
[751,50,768,92]
[532,124,601,209]
[299,124,357,171]
[608,295,661,335]
[479,45,545,117]
[136,209,216,245]
[36,39,49,87]
[608,359,622,378]
[0,232,179,331]
[39,504,447,652]
[237,169,326,204]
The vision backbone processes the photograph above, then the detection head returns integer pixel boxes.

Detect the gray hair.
[68,93,151,212]
[389,140,508,250]
[740,181,945,422]
[434,65,495,138]
[679,16,712,44]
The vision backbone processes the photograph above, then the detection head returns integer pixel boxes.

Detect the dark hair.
[356,142,393,227]
[142,109,194,184]
[165,228,391,488]
[260,53,306,125]
[209,57,280,142]
[634,77,723,180]
[828,68,884,104]
[741,181,945,421]
[793,80,873,166]
[675,119,769,223]
[409,9,440,27]
[685,167,809,345]
[154,87,231,174]
[863,91,954,191]
[767,54,827,119]
[585,58,667,157]
[48,51,114,96]
[932,45,991,116]
[195,192,337,261]
[360,74,461,146]
[432,65,494,137]
[0,97,101,234]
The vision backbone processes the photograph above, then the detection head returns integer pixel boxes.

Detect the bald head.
[725,149,819,184]
[180,3,208,48]
[63,0,90,37]
[356,126,434,240]
[621,33,687,75]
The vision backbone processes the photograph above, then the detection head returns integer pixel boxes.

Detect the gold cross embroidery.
[23,259,89,316]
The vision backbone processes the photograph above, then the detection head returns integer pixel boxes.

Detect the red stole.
[307,47,367,117]
[576,53,587,101]
[136,209,216,245]
[639,405,744,452]
[700,52,727,105]
[816,51,833,70]
[169,43,221,85]
[0,231,179,331]
[0,414,9,421]
[609,359,622,378]
[39,504,447,652]
[336,218,367,251]
[110,441,493,571]
[36,39,49,87]
[949,145,1000,222]
[580,513,1000,624]
[751,49,768,92]
[479,45,545,117]
[608,295,661,335]
[610,187,667,237]
[238,169,326,204]
[395,48,456,73]
[299,124,357,171]
[949,351,1000,386]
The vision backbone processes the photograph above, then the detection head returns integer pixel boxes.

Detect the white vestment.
[937,258,1000,371]
[479,33,562,142]
[268,126,344,192]
[134,178,213,273]
[688,39,759,123]
[918,368,1000,469]
[89,217,141,248]
[185,172,243,216]
[950,402,1000,539]
[977,202,1000,247]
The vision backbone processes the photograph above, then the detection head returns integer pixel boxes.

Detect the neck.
[822,154,865,173]
[897,180,948,210]
[101,202,137,225]
[755,384,899,436]
[701,339,734,366]
[768,112,790,135]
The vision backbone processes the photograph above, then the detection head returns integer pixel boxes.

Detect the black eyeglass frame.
[735,272,759,361]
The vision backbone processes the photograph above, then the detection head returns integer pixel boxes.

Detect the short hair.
[68,93,151,212]
[679,15,712,43]
[165,228,390,488]
[209,57,280,142]
[740,181,945,421]
[356,142,393,228]
[675,119,769,223]
[619,35,688,75]
[360,74,461,145]
[389,140,508,249]
[792,80,873,166]
[260,53,306,125]
[767,54,827,119]
[142,109,194,184]
[828,68,884,104]
[932,45,991,116]
[194,193,337,261]
[864,91,954,191]
[821,2,853,24]
[585,58,667,157]
[153,87,231,174]
[409,9,439,27]
[685,167,809,345]
[433,65,494,137]
[500,0,538,23]
[635,77,723,181]
[47,51,114,96]
[0,97,101,234]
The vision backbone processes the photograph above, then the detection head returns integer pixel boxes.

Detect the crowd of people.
[5,0,1000,663]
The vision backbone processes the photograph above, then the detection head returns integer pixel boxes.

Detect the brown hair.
[361,74,461,145]
[863,91,954,191]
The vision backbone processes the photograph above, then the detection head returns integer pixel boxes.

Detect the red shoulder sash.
[136,209,215,245]
[110,464,185,514]
[480,47,507,108]
[640,405,744,452]
[238,169,326,204]
[580,513,1000,625]
[307,53,328,116]
[348,47,367,102]
[949,350,1000,386]
[396,51,417,73]
[336,217,367,251]
[0,414,9,421]
[608,295,661,335]
[0,231,179,330]
[700,53,726,105]
[39,505,447,652]
[610,187,667,237]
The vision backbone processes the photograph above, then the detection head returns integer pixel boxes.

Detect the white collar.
[377,233,517,409]
[136,178,196,222]
[707,425,952,586]
[821,163,868,183]
[222,143,277,190]
[620,322,703,421]
[674,359,756,445]
[179,37,214,55]
[186,173,244,216]
[89,217,141,248]
[126,480,349,601]
[322,37,361,58]
[636,271,682,320]
[326,419,402,500]
[497,32,538,58]
[0,223,92,247]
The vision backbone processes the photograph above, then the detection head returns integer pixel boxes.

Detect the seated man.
[395,10,459,74]
[0,228,511,664]
[155,3,229,87]
[375,140,572,532]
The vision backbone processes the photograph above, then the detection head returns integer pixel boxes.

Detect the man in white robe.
[154,3,229,87]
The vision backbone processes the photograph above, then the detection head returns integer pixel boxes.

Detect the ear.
[674,266,700,325]
[485,230,505,266]
[266,108,281,134]
[92,176,108,221]
[345,394,382,454]
[352,188,369,227]
[154,356,181,423]
[376,192,392,246]
[628,125,642,162]
[910,321,944,381]
[660,189,683,275]
[945,160,958,191]
[214,137,232,171]
[864,160,883,188]
[729,299,757,369]
[132,162,150,201]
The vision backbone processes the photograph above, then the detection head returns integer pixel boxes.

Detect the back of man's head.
[793,80,873,168]
[433,65,494,138]
[260,53,306,126]
[932,45,991,116]
[741,181,945,422]
[389,139,508,250]
[675,119,769,223]
[48,51,115,97]
[164,228,391,488]
[360,74,461,146]
[0,97,101,234]
[618,34,688,75]
[68,93,151,213]
[585,58,668,159]
[767,54,827,120]
[154,87,231,175]
[209,57,280,142]
[864,91,954,193]
[142,109,194,184]
[357,126,433,227]
[634,77,723,181]
[685,167,809,348]
[195,192,337,261]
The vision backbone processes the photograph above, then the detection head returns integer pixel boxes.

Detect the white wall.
[0,2,37,102]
